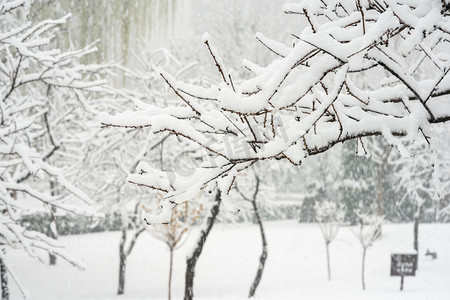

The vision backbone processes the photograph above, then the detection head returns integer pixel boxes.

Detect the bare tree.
[149,201,203,300]
[353,212,383,290]
[235,173,267,298]
[184,190,221,300]
[117,206,146,295]
[315,201,344,280]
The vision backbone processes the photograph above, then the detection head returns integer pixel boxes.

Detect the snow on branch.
[0,0,106,270]
[101,0,450,223]
[0,0,27,15]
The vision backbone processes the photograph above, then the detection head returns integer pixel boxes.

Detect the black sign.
[391,253,417,277]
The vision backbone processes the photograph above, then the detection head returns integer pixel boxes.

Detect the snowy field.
[6,221,450,300]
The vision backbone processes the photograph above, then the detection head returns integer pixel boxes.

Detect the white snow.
[6,221,450,299]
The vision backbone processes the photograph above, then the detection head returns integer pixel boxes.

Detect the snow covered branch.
[0,0,106,271]
[100,0,450,223]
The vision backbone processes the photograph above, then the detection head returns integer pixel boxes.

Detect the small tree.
[182,190,221,300]
[148,201,203,300]
[353,212,383,290]
[315,201,344,280]
[235,173,266,298]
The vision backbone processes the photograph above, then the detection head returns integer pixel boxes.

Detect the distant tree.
[183,190,221,300]
[391,140,437,266]
[74,117,149,295]
[353,137,395,236]
[149,201,203,300]
[301,146,343,222]
[430,123,450,219]
[78,48,181,295]
[235,172,266,298]
[315,201,345,280]
[340,140,377,224]
[353,212,383,290]
[370,139,392,218]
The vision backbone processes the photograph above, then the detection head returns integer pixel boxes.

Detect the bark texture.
[361,247,367,290]
[117,226,145,295]
[48,181,57,265]
[0,259,8,300]
[326,241,331,280]
[248,199,267,298]
[184,190,221,300]
[413,204,423,269]
[117,228,127,295]
[168,248,174,300]
[48,205,57,266]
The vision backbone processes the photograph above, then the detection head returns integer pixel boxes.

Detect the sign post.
[390,253,418,291]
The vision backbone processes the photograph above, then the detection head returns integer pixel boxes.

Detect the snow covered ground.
[6,221,450,300]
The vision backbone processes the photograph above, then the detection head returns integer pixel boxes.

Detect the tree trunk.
[117,224,144,296]
[48,182,57,265]
[48,206,57,265]
[184,190,221,300]
[49,252,57,266]
[361,247,367,290]
[413,217,419,252]
[375,175,384,239]
[117,228,127,295]
[168,248,174,300]
[248,200,267,298]
[413,205,422,269]
[0,259,8,300]
[326,241,331,280]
